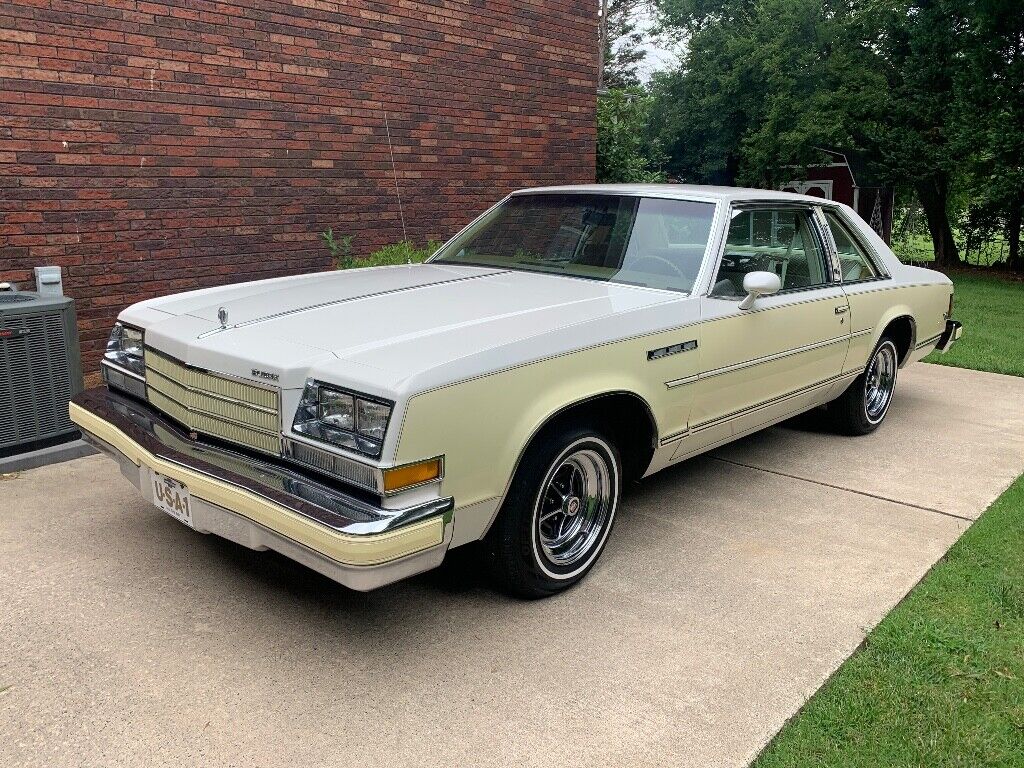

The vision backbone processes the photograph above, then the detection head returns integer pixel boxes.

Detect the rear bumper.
[69,387,454,591]
[936,319,963,353]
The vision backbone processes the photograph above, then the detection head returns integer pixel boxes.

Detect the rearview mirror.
[738,271,782,310]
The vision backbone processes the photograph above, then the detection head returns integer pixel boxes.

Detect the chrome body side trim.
[699,332,858,380]
[659,368,861,446]
[665,374,700,390]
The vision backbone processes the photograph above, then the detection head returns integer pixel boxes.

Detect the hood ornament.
[217,307,228,328]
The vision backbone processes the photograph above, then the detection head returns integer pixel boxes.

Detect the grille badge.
[251,368,279,382]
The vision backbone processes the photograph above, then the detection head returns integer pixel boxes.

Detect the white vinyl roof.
[514,183,830,205]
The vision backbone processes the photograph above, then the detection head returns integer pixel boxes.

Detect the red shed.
[780,149,894,244]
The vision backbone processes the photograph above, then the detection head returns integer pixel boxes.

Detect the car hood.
[124,263,680,394]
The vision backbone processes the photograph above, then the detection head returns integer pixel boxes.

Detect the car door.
[678,204,850,457]
[818,206,895,373]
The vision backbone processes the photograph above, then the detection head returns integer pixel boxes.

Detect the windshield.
[431,193,717,293]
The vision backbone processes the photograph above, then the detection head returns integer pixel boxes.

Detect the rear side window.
[824,210,880,281]
[713,207,828,296]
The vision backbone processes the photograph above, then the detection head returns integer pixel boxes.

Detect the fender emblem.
[648,339,698,360]
[251,368,279,382]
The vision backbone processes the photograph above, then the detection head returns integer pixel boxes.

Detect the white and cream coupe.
[71,185,962,597]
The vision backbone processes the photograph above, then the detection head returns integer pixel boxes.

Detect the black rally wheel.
[485,425,621,599]
[830,336,899,435]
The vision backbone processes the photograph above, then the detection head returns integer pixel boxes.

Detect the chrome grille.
[144,349,281,455]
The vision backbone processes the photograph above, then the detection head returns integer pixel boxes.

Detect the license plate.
[151,472,193,528]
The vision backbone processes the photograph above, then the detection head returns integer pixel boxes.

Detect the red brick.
[0,0,598,372]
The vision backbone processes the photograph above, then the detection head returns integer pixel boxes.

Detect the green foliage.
[922,272,1024,378]
[596,88,666,183]
[755,470,1024,767]
[322,231,442,269]
[650,0,886,185]
[649,0,1024,267]
[344,239,444,269]
[320,228,354,269]
[949,0,1024,268]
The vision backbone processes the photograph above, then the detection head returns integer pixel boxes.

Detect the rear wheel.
[485,426,621,598]
[829,337,899,435]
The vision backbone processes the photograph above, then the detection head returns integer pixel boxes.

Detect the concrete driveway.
[3,364,1024,768]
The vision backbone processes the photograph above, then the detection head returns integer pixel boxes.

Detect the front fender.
[394,349,663,545]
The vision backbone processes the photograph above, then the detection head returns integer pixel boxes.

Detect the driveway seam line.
[709,456,975,522]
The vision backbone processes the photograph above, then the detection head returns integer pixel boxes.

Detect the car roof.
[512,183,833,206]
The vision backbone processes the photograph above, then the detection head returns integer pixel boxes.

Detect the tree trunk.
[916,178,960,268]
[1007,200,1022,272]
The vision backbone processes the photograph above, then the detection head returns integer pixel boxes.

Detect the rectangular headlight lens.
[357,399,390,440]
[121,326,144,358]
[293,381,392,458]
[319,390,355,430]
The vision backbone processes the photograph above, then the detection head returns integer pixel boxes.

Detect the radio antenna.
[383,110,410,263]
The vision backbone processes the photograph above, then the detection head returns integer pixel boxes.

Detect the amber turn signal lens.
[382,457,442,493]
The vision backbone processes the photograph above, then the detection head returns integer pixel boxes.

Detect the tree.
[650,0,1014,268]
[601,0,649,89]
[650,0,887,185]
[860,0,964,267]
[953,0,1024,270]
[596,88,666,182]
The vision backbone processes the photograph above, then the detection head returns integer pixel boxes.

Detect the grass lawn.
[754,477,1024,768]
[755,270,1024,767]
[924,271,1024,378]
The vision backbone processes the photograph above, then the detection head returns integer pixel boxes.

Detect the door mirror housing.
[738,271,782,310]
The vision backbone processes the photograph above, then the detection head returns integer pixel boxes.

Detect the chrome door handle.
[834,306,849,314]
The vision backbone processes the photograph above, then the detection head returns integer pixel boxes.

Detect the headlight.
[102,322,147,397]
[293,380,392,458]
[104,322,145,377]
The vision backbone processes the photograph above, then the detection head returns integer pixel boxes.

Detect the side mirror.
[738,271,782,310]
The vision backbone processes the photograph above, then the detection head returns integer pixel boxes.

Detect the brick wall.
[0,0,597,376]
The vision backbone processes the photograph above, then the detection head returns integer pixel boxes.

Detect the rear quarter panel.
[844,278,952,371]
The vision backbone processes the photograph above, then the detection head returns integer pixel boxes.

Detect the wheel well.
[527,392,657,485]
[882,315,915,366]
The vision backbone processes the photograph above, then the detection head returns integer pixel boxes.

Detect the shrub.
[320,228,355,269]
[321,228,445,270]
[353,239,445,268]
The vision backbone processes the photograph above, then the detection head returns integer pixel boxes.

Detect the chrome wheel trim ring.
[531,437,619,580]
[864,341,898,425]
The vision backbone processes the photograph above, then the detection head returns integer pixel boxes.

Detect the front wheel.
[484,426,621,599]
[828,337,899,435]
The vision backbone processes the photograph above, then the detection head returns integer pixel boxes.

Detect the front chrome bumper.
[69,388,454,591]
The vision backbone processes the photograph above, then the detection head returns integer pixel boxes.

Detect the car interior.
[712,208,827,296]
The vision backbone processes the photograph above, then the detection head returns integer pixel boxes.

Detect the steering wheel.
[629,253,688,280]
